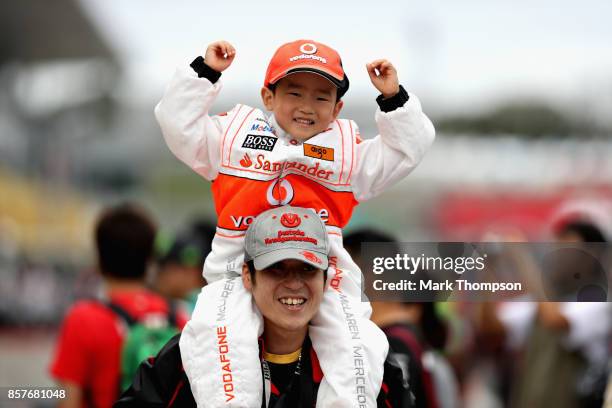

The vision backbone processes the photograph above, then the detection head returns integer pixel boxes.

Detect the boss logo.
[242,134,277,152]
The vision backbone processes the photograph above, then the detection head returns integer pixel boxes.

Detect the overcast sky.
[79,0,612,116]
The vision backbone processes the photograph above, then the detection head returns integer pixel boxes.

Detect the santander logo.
[266,179,294,206]
[239,153,252,168]
[280,213,301,228]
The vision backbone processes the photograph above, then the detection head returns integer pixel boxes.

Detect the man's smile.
[278,296,307,310]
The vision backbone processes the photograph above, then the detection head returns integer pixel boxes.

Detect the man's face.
[261,72,343,141]
[242,259,325,334]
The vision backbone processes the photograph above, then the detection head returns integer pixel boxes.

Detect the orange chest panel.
[211,106,360,231]
[211,173,358,230]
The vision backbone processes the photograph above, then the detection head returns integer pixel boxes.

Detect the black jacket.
[115,333,414,407]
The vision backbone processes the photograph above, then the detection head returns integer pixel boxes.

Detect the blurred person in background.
[49,203,187,408]
[605,375,612,408]
[154,219,215,315]
[345,229,460,408]
[484,198,612,408]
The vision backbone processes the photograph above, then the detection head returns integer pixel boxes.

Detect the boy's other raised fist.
[204,41,236,72]
[366,59,400,99]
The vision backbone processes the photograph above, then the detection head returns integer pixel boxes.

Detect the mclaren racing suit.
[155,65,435,408]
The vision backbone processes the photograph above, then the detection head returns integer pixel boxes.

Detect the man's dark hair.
[95,203,157,280]
[344,228,400,260]
[246,260,328,285]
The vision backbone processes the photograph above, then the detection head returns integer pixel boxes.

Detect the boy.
[155,39,435,407]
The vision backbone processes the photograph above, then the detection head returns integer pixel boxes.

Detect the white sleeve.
[560,302,611,350]
[497,301,537,350]
[350,93,435,201]
[154,67,233,181]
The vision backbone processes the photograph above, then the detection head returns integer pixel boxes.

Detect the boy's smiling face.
[261,72,344,141]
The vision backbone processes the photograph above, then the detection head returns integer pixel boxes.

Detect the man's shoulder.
[308,341,413,407]
[383,323,425,353]
[107,289,188,328]
[108,289,167,310]
[63,299,114,323]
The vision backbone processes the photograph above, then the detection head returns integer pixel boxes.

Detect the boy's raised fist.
[204,41,236,72]
[366,59,400,99]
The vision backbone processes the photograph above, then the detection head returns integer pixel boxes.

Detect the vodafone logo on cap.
[299,43,317,55]
[267,179,294,206]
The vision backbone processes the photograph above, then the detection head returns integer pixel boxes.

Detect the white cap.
[244,206,329,270]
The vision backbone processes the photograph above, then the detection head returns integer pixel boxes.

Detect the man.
[50,203,187,408]
[116,207,412,407]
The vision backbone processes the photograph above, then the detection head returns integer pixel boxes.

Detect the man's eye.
[264,266,281,274]
[317,97,329,102]
[289,92,300,97]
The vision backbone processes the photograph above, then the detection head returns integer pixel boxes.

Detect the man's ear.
[332,99,344,120]
[261,87,274,111]
[242,263,253,291]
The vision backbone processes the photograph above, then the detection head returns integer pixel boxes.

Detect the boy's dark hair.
[95,203,157,280]
[246,260,328,285]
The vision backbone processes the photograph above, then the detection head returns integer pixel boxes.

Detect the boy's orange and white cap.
[264,39,349,97]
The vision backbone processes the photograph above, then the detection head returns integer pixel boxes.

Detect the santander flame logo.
[240,153,252,168]
[280,213,301,228]
[266,179,294,206]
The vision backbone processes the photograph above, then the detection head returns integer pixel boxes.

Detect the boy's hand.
[366,59,400,99]
[204,41,236,72]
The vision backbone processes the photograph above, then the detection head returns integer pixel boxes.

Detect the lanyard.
[261,353,302,408]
